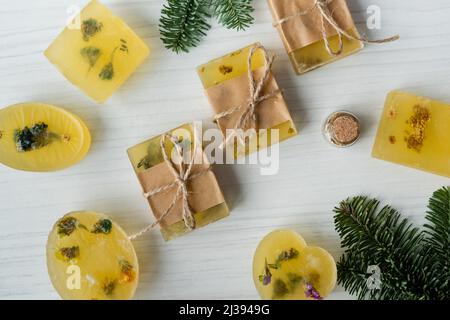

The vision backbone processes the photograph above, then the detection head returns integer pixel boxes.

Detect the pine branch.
[423,187,450,300]
[210,0,254,31]
[159,0,211,53]
[334,196,428,300]
[337,251,377,300]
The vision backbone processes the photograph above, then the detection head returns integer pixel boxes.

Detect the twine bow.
[128,133,209,241]
[214,44,281,146]
[273,0,399,56]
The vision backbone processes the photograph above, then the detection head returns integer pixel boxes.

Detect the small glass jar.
[322,111,361,147]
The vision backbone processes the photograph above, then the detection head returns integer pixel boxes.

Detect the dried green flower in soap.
[219,65,233,75]
[119,259,135,283]
[57,216,80,237]
[98,41,129,81]
[277,248,299,262]
[81,18,103,41]
[287,273,304,288]
[102,279,117,296]
[59,246,80,261]
[91,219,113,234]
[15,122,50,152]
[80,46,101,68]
[99,63,114,80]
[259,248,299,287]
[137,157,152,170]
[272,279,289,299]
[136,141,164,170]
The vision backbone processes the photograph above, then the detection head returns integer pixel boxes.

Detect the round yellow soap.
[253,229,336,300]
[47,211,139,300]
[0,103,91,172]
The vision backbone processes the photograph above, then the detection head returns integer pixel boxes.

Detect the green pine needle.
[334,187,450,300]
[423,187,450,299]
[159,0,211,53]
[159,0,255,53]
[211,0,254,31]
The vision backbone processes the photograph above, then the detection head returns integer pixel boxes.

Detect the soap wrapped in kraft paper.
[127,123,229,241]
[268,0,399,74]
[197,43,297,158]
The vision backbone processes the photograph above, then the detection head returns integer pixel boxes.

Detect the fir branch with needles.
[159,0,211,53]
[210,0,254,31]
[423,187,450,300]
[334,186,450,300]
[159,0,255,53]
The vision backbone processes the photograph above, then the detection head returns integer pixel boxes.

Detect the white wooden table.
[0,0,449,300]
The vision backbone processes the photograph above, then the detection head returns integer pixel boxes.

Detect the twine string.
[273,0,399,57]
[128,133,209,241]
[214,44,281,147]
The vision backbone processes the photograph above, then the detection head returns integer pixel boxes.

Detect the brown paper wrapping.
[268,0,355,53]
[136,136,225,229]
[205,67,292,136]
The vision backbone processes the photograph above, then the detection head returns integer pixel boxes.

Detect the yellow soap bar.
[253,230,336,300]
[128,124,197,173]
[127,124,230,241]
[47,211,139,300]
[0,103,91,172]
[197,45,267,89]
[372,91,450,177]
[160,202,230,241]
[197,44,297,157]
[45,0,150,103]
[289,27,363,75]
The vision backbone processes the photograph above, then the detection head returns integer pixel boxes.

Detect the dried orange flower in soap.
[372,91,450,178]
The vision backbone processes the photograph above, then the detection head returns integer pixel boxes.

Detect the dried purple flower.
[259,259,273,286]
[263,274,272,286]
[305,283,322,300]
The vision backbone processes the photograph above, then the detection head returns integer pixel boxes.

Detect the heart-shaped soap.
[253,229,336,300]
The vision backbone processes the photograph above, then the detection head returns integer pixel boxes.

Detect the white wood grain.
[0,0,449,300]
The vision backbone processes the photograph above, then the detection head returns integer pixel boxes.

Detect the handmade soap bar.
[0,103,91,172]
[47,211,139,300]
[372,91,450,177]
[198,44,297,157]
[45,0,150,103]
[268,0,363,74]
[288,28,363,75]
[127,124,229,241]
[253,230,336,300]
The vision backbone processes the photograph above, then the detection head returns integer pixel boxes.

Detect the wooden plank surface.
[0,0,449,299]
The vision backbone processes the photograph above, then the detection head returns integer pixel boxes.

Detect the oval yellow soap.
[46,211,139,300]
[0,103,91,172]
[253,229,336,300]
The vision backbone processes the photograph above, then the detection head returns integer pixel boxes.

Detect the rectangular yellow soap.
[289,27,363,75]
[45,0,150,103]
[372,91,450,177]
[267,0,364,75]
[197,44,297,158]
[127,124,230,241]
